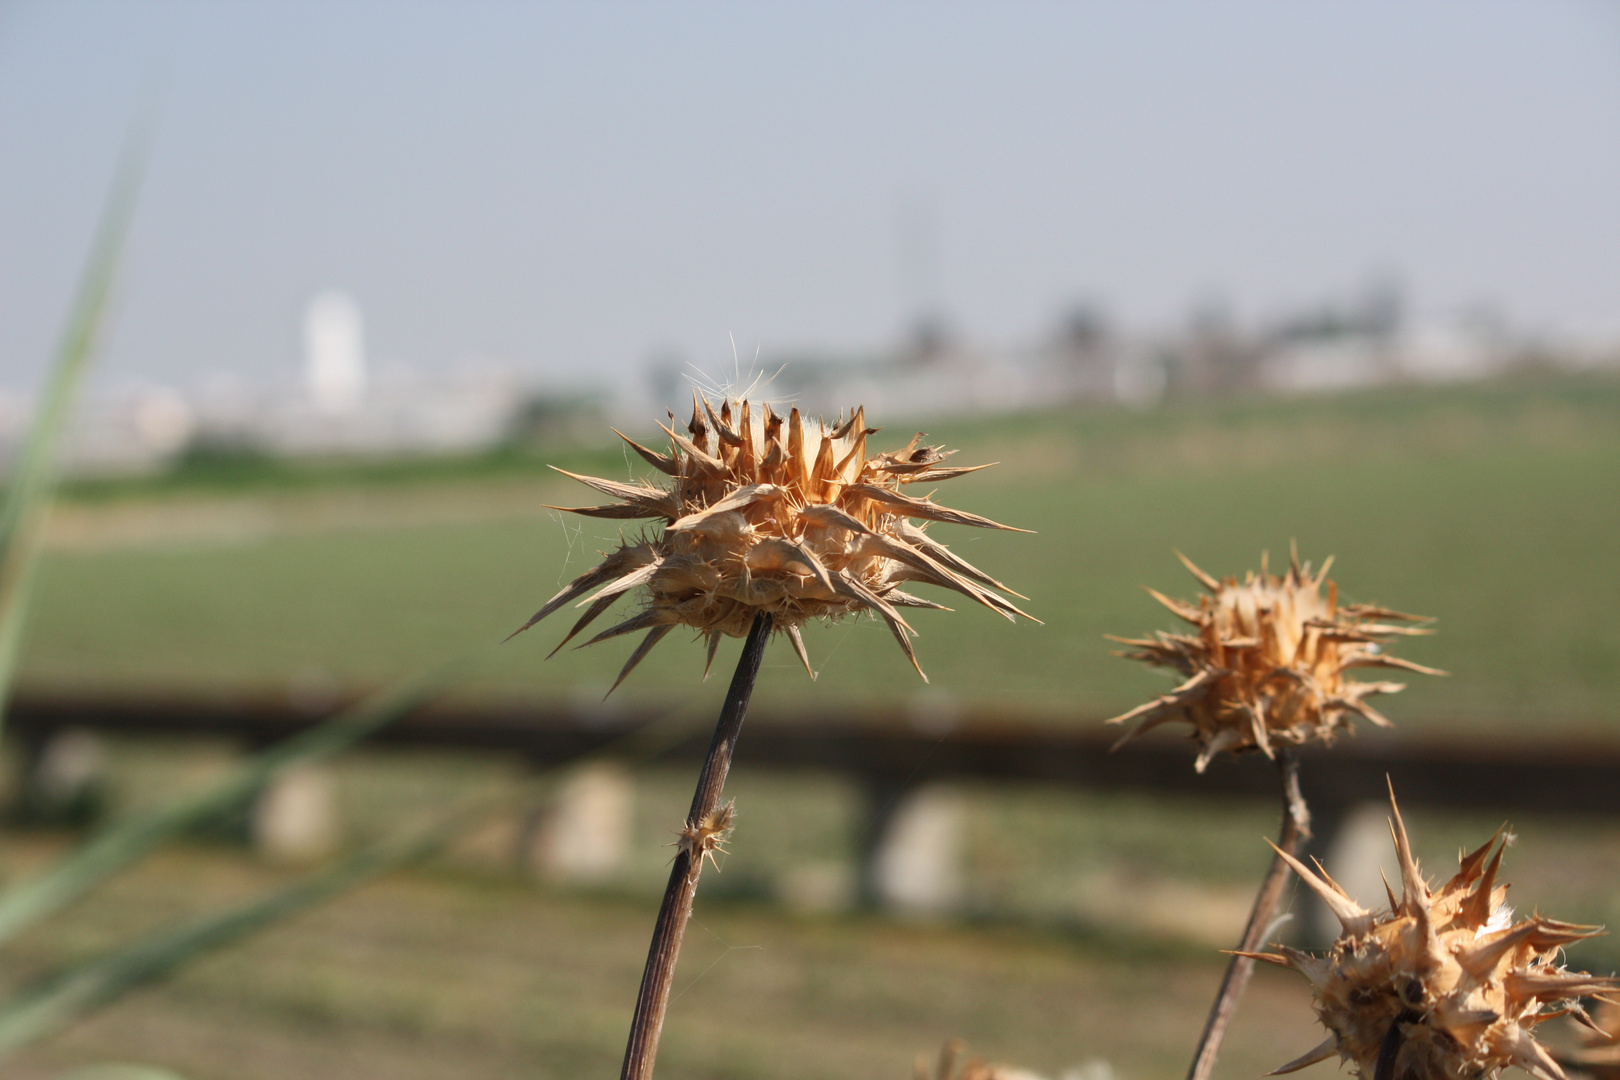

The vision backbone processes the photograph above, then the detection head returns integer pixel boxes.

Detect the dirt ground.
[0,836,1333,1080]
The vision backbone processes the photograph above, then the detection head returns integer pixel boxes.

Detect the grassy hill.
[20,373,1620,736]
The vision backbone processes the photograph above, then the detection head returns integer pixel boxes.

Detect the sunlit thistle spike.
[1269,839,1372,934]
[785,625,814,679]
[1146,587,1207,624]
[1461,840,1506,929]
[547,593,622,659]
[737,400,756,476]
[506,544,658,641]
[1267,1035,1338,1075]
[608,625,676,696]
[701,631,721,680]
[687,390,706,439]
[1175,548,1222,591]
[1309,855,1353,901]
[1454,824,1508,886]
[1387,775,1428,911]
[850,484,1032,532]
[614,429,678,474]
[893,520,1027,599]
[1380,867,1400,914]
[576,608,677,650]
[657,420,725,472]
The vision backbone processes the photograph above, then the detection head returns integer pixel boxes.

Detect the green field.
[22,374,1620,734]
[0,832,1320,1080]
[6,375,1620,1079]
[3,777,1616,1080]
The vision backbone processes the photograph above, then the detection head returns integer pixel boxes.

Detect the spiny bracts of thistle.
[1244,782,1617,1080]
[511,395,1034,690]
[1106,549,1443,771]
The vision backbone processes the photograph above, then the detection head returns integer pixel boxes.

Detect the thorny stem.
[1185,749,1312,1080]
[619,612,773,1080]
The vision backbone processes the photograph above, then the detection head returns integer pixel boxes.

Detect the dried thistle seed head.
[1250,783,1616,1080]
[1106,548,1443,771]
[512,395,1034,690]
[915,1039,1046,1080]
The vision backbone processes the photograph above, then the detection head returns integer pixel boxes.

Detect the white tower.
[303,291,366,413]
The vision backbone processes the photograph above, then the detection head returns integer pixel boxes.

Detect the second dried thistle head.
[1108,550,1443,771]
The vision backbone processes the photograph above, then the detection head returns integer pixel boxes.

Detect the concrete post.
[251,764,341,862]
[860,780,964,916]
[12,727,107,827]
[525,760,633,883]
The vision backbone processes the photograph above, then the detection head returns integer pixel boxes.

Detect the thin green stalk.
[0,659,459,946]
[0,675,716,1057]
[0,125,152,741]
[0,804,464,1057]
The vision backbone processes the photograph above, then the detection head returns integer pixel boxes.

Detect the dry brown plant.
[1248,782,1617,1080]
[916,1039,1045,1080]
[1108,548,1441,772]
[1106,549,1442,1080]
[514,394,1033,689]
[515,395,1031,1080]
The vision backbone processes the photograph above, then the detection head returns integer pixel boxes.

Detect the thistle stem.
[1374,1011,1418,1080]
[1186,749,1311,1080]
[619,611,773,1080]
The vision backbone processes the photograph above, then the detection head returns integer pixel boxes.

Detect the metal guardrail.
[9,688,1619,927]
[8,688,1620,820]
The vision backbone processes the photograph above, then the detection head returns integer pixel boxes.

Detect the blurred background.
[1,3,1617,1079]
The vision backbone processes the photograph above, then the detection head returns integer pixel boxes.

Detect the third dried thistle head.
[1251,783,1616,1080]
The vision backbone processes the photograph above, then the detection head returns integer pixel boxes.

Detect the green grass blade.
[0,811,457,1058]
[0,657,463,946]
[0,129,152,740]
[0,690,706,1056]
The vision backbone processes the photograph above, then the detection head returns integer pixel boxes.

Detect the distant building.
[303,291,367,414]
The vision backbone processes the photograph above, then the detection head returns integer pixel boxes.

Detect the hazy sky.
[2,1,1617,397]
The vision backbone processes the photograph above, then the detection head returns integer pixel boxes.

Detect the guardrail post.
[8,726,107,828]
[858,778,964,916]
[524,760,633,883]
[251,763,341,862]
